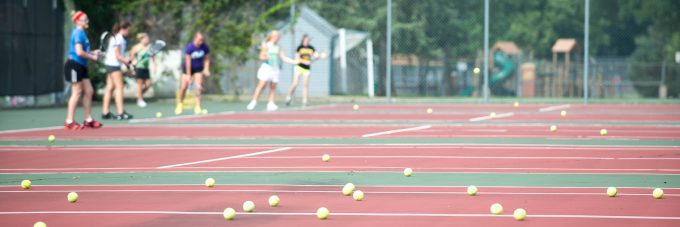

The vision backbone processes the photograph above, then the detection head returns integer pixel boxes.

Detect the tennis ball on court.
[202,109,208,115]
[513,101,519,107]
[489,112,496,118]
[322,154,331,162]
[316,207,329,220]
[473,67,481,74]
[467,185,478,196]
[223,207,236,220]
[269,195,280,207]
[342,183,356,196]
[155,112,162,118]
[353,190,365,201]
[550,125,557,132]
[600,129,608,136]
[653,188,664,199]
[606,187,617,197]
[205,178,216,187]
[353,104,359,110]
[34,222,47,227]
[490,203,503,215]
[513,208,527,221]
[48,135,56,143]
[560,110,567,117]
[21,180,31,189]
[404,168,413,177]
[243,200,255,212]
[67,192,79,203]
[426,108,433,114]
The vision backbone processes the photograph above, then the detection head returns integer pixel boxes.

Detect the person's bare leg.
[178,75,190,103]
[66,83,83,122]
[193,73,204,108]
[82,79,94,120]
[268,82,277,103]
[136,79,144,101]
[142,79,152,94]
[102,74,113,114]
[251,80,268,102]
[111,71,125,114]
[287,73,300,98]
[302,74,310,104]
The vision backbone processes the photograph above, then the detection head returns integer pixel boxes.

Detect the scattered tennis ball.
[467,185,478,196]
[403,168,413,177]
[223,207,236,220]
[34,222,47,227]
[607,187,617,197]
[67,192,79,203]
[202,109,208,115]
[269,195,280,207]
[600,129,608,136]
[205,178,215,187]
[513,208,527,221]
[48,135,56,143]
[653,188,664,199]
[473,67,481,74]
[513,101,519,107]
[353,190,365,201]
[316,207,329,220]
[490,203,503,215]
[342,183,355,196]
[322,154,331,162]
[489,112,496,118]
[155,112,162,118]
[560,110,567,117]
[21,180,31,189]
[243,201,255,212]
[550,125,557,132]
[426,108,433,114]
[352,104,359,110]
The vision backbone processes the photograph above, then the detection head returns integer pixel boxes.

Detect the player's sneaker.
[247,100,257,110]
[64,121,83,130]
[83,119,103,129]
[137,99,147,108]
[116,111,134,120]
[285,96,292,106]
[175,103,183,115]
[266,102,278,111]
[194,105,202,115]
[101,112,115,120]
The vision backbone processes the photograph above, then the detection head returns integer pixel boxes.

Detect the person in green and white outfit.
[247,30,296,111]
[130,33,154,108]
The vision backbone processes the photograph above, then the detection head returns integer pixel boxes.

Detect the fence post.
[483,0,489,103]
[367,39,375,98]
[583,0,590,104]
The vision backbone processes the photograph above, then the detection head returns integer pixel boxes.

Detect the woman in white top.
[246,30,296,111]
[102,21,133,120]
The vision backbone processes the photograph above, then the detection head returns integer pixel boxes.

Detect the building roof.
[493,42,521,55]
[551,38,578,53]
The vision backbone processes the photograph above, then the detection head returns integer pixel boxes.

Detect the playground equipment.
[550,38,581,97]
[489,42,520,96]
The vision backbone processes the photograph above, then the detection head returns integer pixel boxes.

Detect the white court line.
[362,125,432,138]
[1,145,677,151]
[0,126,62,134]
[241,156,680,160]
[129,111,236,123]
[469,112,514,122]
[539,104,571,112]
[1,184,677,189]
[0,211,679,220]
[1,189,676,197]
[156,147,291,169]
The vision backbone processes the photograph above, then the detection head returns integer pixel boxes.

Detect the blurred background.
[2,0,679,108]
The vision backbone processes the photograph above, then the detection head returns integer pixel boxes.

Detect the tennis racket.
[149,40,166,56]
[91,31,109,62]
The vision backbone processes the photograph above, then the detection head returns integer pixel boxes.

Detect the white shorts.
[257,63,280,83]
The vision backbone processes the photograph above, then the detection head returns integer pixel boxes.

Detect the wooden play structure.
[549,38,581,97]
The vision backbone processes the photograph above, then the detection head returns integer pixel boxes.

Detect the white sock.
[66,119,73,124]
[85,117,93,122]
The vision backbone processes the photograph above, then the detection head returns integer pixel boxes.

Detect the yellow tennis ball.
[550,125,557,132]
[269,195,280,207]
[352,104,359,110]
[242,201,255,212]
[48,135,56,143]
[21,179,31,189]
[490,203,503,215]
[653,188,664,199]
[513,101,519,107]
[155,112,162,118]
[426,108,433,114]
[34,221,47,227]
[342,183,355,196]
[223,207,236,220]
[322,154,331,162]
[513,208,527,221]
[473,67,481,74]
[404,168,413,177]
[316,207,329,220]
[489,112,496,118]
[607,187,617,197]
[67,192,79,203]
[467,185,478,196]
[353,190,365,201]
[600,129,608,136]
[205,178,216,187]
[560,110,567,117]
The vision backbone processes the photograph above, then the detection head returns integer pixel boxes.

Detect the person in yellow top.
[285,34,326,107]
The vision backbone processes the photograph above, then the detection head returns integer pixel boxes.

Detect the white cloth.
[104,33,127,67]
[257,63,280,83]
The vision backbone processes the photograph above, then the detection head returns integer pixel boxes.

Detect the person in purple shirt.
[176,32,211,115]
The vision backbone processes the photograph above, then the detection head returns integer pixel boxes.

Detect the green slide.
[490,51,516,96]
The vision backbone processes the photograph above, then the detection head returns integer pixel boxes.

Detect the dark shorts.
[105,65,121,74]
[135,68,150,80]
[64,59,89,83]
[182,66,204,76]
